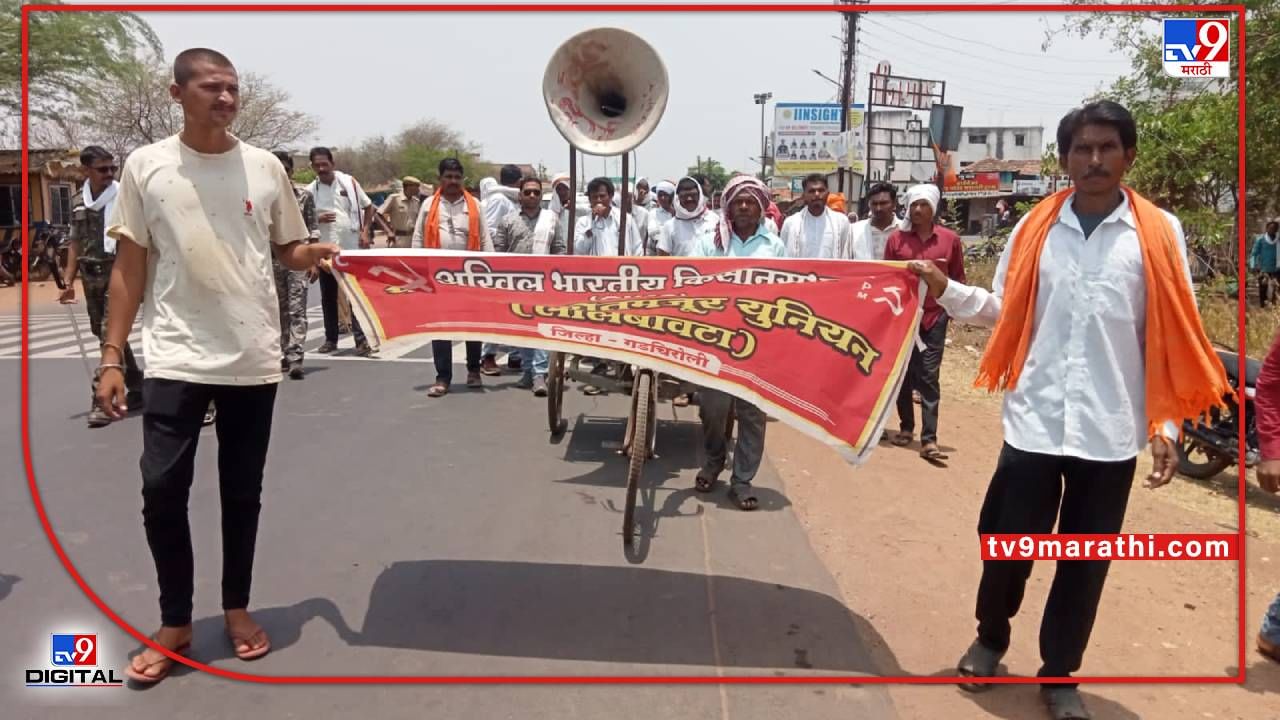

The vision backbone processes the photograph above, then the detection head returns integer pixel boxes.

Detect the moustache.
[1084,167,1110,179]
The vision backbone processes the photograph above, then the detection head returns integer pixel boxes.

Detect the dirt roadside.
[772,346,1280,719]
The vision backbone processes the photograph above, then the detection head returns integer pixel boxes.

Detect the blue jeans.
[520,347,549,379]
[1263,593,1280,644]
[482,343,519,358]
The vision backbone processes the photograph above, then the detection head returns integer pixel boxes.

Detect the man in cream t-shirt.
[96,47,338,685]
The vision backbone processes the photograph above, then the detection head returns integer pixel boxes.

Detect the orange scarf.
[422,190,481,250]
[976,186,1231,438]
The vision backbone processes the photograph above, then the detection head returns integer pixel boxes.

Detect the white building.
[955,126,1044,167]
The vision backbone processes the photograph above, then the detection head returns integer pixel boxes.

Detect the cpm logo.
[1162,18,1231,78]
[50,634,96,666]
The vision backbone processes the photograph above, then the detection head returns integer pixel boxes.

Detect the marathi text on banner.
[333,250,923,465]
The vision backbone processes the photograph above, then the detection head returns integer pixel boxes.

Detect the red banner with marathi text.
[334,250,923,464]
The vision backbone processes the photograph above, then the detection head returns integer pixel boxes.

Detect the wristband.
[94,363,125,379]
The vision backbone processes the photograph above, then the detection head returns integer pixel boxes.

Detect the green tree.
[1050,0,1276,227]
[73,59,317,158]
[340,119,493,188]
[685,158,731,192]
[398,145,492,188]
[1,0,161,126]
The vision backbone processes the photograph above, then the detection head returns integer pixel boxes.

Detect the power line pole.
[838,0,864,195]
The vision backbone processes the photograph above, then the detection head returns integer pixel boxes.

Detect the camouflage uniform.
[273,184,318,368]
[70,189,143,415]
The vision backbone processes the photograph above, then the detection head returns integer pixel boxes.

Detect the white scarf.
[308,171,362,230]
[531,209,556,255]
[673,176,707,221]
[83,180,119,254]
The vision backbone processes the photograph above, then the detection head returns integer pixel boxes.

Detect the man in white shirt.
[480,165,521,231]
[97,48,339,684]
[779,173,852,259]
[656,176,718,258]
[909,100,1230,720]
[849,182,899,260]
[691,175,787,512]
[573,176,644,257]
[479,165,523,375]
[415,157,495,397]
[646,180,676,253]
[308,146,375,356]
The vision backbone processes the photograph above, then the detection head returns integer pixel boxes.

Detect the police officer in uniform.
[379,176,424,248]
[60,146,143,428]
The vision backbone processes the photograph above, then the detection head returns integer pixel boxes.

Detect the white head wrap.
[899,183,940,231]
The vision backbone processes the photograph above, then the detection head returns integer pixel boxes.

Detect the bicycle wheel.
[623,372,653,547]
[547,352,567,435]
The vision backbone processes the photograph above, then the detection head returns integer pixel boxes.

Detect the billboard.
[943,172,1001,199]
[773,103,865,177]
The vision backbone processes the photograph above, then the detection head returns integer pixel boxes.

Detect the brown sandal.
[427,382,449,397]
[890,431,912,447]
[124,636,191,684]
[227,624,271,661]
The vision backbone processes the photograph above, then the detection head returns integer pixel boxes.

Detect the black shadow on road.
[187,560,890,674]
[0,573,19,603]
[960,684,1141,720]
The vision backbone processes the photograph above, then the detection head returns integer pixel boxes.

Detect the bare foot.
[126,624,192,684]
[224,608,271,660]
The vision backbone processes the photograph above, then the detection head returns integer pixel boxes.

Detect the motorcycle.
[0,225,68,288]
[27,226,67,287]
[1175,349,1259,479]
[0,227,20,285]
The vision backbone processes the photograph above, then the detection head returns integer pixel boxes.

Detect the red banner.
[334,250,923,464]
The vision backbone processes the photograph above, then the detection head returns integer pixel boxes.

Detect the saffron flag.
[334,250,923,464]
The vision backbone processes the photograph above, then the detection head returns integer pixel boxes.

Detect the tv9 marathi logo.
[1163,18,1230,78]
[25,633,124,687]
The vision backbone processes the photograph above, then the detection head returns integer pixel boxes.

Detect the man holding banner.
[909,100,1229,720]
[691,175,788,511]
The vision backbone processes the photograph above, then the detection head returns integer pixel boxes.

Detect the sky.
[75,0,1145,183]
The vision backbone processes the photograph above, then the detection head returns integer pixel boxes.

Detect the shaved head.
[173,47,235,86]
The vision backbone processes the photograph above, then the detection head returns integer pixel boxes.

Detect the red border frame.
[20,2,1248,686]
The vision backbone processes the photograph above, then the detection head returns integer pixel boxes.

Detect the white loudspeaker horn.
[543,27,669,157]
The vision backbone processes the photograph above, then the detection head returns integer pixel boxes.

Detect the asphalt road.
[2,297,898,719]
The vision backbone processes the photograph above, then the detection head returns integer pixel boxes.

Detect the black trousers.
[896,316,948,444]
[974,443,1136,686]
[318,269,367,345]
[432,339,482,385]
[140,378,277,627]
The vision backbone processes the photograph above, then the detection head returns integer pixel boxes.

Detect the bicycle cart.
[546,354,713,547]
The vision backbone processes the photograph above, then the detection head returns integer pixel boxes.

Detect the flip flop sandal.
[1041,687,1091,720]
[920,446,950,461]
[124,637,191,684]
[695,473,717,493]
[890,432,912,447]
[956,639,1004,692]
[427,383,449,398]
[727,487,759,511]
[227,625,271,661]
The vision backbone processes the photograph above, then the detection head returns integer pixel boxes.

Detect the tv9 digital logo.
[1163,18,1230,78]
[25,633,123,687]
[51,634,96,666]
